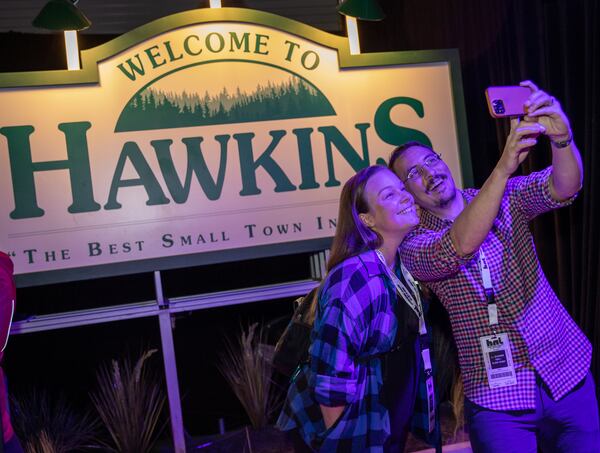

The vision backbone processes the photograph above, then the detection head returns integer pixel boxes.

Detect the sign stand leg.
[154,271,186,453]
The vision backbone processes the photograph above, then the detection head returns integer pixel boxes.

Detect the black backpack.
[271,283,425,378]
[272,286,319,377]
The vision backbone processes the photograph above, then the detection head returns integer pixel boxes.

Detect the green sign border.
[0,8,473,287]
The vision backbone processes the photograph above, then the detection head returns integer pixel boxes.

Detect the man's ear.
[359,213,374,229]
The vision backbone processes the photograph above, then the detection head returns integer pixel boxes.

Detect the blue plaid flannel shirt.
[277,249,440,452]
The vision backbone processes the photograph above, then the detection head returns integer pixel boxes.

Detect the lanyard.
[478,249,499,327]
[375,250,427,336]
[375,250,432,376]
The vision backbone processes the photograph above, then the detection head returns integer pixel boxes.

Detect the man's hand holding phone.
[519,80,572,146]
[496,118,546,178]
[486,81,572,147]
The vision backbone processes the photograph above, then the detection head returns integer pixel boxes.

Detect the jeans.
[465,372,600,453]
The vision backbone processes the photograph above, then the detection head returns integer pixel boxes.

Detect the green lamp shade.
[32,0,91,31]
[337,0,385,21]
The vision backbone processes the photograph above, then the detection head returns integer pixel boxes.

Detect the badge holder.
[478,251,517,389]
[421,348,435,433]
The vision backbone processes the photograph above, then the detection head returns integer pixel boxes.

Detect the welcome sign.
[0,9,471,286]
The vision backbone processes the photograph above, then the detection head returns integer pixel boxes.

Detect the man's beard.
[433,183,456,208]
[436,191,456,208]
[425,175,456,208]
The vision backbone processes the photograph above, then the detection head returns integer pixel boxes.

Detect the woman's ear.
[359,213,374,229]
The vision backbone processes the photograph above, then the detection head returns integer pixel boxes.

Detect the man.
[0,252,22,453]
[390,81,599,452]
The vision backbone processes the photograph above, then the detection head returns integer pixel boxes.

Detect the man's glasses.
[403,153,443,182]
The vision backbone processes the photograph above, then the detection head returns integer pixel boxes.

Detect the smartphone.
[485,86,532,118]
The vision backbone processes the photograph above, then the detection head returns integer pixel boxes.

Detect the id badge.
[425,375,435,433]
[479,333,517,389]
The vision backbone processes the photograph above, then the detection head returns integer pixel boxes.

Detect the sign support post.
[155,270,186,453]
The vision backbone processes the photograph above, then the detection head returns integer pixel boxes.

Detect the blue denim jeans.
[465,372,600,453]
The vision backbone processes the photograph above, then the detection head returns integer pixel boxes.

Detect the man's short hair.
[388,141,436,171]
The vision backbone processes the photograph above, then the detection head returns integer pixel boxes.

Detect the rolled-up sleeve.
[311,275,365,407]
[510,167,578,221]
[400,227,473,282]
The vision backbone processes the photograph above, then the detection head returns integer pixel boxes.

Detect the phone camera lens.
[492,99,505,114]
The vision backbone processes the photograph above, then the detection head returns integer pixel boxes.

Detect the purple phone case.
[485,86,531,118]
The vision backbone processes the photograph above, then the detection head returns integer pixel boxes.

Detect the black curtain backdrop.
[360,0,600,390]
[0,0,598,395]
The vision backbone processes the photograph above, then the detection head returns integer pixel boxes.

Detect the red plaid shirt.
[400,167,591,411]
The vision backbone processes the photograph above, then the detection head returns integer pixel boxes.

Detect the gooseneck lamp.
[337,0,385,55]
[32,0,91,71]
[337,0,385,21]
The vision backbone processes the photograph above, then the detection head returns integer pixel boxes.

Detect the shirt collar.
[419,189,473,230]
[358,249,393,278]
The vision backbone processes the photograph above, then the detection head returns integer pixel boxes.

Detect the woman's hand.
[521,80,571,141]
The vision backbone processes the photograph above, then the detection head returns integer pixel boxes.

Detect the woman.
[277,165,440,452]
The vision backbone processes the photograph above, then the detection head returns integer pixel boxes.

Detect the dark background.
[1,0,598,445]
